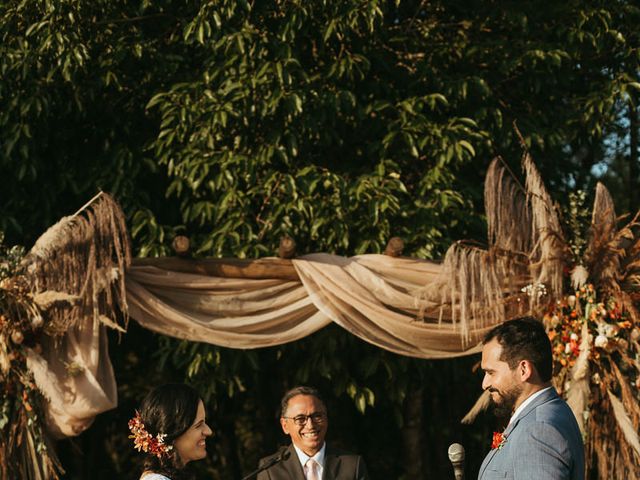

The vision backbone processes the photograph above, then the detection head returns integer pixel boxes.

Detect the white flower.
[521,283,548,299]
[571,265,589,290]
[565,343,572,354]
[604,324,616,337]
[594,335,608,348]
[567,295,576,307]
[570,333,579,341]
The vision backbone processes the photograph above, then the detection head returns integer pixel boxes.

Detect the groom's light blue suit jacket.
[478,388,584,480]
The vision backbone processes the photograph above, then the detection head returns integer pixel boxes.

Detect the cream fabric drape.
[27,318,117,438]
[126,253,489,358]
[34,252,496,438]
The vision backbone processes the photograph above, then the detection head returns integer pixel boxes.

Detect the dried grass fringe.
[522,154,565,308]
[23,192,131,335]
[436,155,564,346]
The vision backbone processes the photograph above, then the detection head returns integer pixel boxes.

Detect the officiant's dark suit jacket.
[478,388,584,480]
[256,444,369,480]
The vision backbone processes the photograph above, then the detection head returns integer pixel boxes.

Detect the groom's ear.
[516,359,535,382]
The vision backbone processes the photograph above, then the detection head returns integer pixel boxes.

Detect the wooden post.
[278,235,296,259]
[172,235,191,257]
[132,257,300,281]
[384,237,404,257]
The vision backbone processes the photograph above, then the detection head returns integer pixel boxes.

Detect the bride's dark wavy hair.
[137,383,201,480]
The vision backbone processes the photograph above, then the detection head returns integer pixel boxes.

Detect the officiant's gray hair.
[280,386,326,417]
[483,316,553,382]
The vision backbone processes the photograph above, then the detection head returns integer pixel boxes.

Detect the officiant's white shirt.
[293,442,326,478]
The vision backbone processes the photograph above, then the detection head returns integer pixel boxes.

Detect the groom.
[478,317,584,480]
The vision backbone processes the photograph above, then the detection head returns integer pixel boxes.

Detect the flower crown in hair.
[128,410,174,458]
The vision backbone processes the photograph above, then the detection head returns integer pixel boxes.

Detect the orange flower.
[491,431,506,449]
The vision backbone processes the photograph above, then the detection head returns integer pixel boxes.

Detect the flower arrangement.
[0,193,130,480]
[0,232,61,479]
[535,187,640,477]
[545,284,637,362]
[128,411,174,459]
[544,283,640,392]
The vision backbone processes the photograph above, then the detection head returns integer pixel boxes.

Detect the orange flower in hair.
[128,411,173,458]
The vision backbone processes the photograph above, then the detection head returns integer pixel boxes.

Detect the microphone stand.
[240,448,290,480]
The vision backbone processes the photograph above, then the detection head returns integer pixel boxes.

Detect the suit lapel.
[508,387,558,433]
[479,388,559,479]
[478,387,558,478]
[323,446,340,480]
[282,444,305,479]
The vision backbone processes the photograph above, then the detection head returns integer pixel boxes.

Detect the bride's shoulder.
[140,473,171,480]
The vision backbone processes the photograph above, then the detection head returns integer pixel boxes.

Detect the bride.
[129,383,214,480]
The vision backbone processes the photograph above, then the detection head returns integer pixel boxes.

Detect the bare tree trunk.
[629,96,639,212]
[402,386,425,480]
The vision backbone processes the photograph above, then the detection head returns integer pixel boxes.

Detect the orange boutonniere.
[491,431,506,450]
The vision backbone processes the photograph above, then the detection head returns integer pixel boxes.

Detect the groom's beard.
[488,383,523,420]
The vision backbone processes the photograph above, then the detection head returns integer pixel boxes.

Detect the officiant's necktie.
[305,458,320,480]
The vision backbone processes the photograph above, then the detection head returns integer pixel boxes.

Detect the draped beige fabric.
[126,253,489,358]
[33,251,495,439]
[27,318,117,438]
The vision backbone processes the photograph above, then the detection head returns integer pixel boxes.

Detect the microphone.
[240,447,290,480]
[448,443,465,480]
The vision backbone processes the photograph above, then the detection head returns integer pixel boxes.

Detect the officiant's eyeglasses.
[283,412,326,426]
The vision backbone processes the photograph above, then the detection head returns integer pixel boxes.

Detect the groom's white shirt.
[509,386,552,425]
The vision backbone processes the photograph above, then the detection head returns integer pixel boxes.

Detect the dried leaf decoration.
[607,389,640,457]
[0,192,131,480]
[23,192,131,334]
[455,154,640,480]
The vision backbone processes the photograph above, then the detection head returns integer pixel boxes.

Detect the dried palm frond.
[610,361,640,428]
[589,382,636,480]
[32,291,80,311]
[585,210,640,326]
[98,314,126,333]
[565,322,590,434]
[23,192,131,334]
[591,182,617,233]
[522,154,566,306]
[461,390,491,425]
[607,389,640,458]
[484,157,532,254]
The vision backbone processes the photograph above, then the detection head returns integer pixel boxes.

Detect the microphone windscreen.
[448,443,465,463]
[279,447,291,461]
